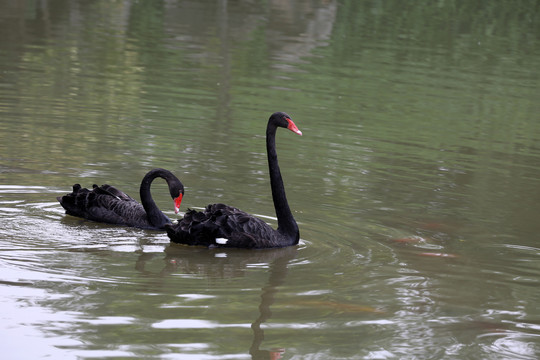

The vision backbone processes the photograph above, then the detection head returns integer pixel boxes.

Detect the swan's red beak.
[286,118,302,136]
[174,193,183,214]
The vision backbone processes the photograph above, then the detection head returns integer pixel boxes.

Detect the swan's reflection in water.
[136,244,298,359]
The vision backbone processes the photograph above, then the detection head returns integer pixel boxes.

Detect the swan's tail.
[57,184,92,218]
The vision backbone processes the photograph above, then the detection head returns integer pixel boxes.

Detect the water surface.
[1,1,539,359]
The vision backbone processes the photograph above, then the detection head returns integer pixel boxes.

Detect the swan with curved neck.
[57,168,184,230]
[165,112,302,248]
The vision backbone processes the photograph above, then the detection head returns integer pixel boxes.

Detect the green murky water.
[1,1,539,358]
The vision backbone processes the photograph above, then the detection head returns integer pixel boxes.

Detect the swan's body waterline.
[57,168,184,230]
[165,112,301,249]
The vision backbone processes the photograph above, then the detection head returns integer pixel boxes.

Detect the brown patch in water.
[292,300,384,314]
[418,252,457,258]
[392,236,424,244]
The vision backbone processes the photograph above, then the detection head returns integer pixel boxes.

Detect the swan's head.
[270,112,302,136]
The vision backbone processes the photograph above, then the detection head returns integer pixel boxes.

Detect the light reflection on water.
[1,184,539,358]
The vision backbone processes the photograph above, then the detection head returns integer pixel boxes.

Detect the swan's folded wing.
[86,194,148,226]
[92,184,135,201]
[167,204,282,248]
[214,209,279,248]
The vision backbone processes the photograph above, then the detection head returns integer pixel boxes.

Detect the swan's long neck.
[266,125,299,244]
[140,169,170,228]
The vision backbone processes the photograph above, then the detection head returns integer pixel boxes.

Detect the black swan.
[57,168,184,230]
[165,112,302,248]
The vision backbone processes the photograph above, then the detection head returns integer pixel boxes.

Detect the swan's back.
[166,203,289,248]
[57,184,156,229]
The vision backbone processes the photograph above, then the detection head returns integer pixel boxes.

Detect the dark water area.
[1,1,540,359]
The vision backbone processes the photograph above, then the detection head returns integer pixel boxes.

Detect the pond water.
[1,1,540,359]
